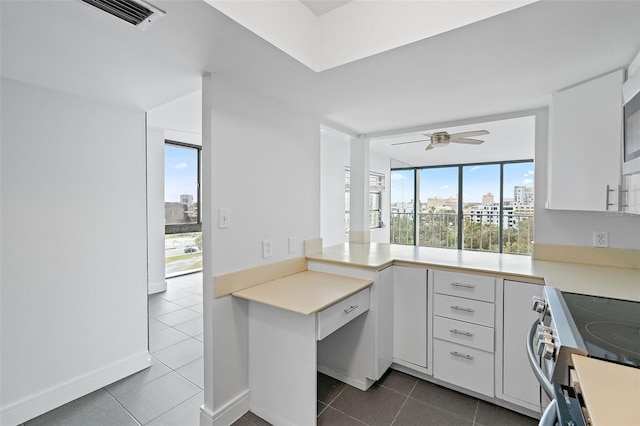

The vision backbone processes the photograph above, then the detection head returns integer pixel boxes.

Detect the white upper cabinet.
[547,69,624,212]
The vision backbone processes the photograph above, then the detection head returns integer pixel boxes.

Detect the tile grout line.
[472,400,479,425]
[104,389,144,426]
[322,386,370,425]
[326,385,347,407]
[389,379,418,426]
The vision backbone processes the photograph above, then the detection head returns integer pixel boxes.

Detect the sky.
[391,162,534,204]
[165,144,198,203]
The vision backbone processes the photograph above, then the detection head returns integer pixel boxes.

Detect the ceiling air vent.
[79,0,165,30]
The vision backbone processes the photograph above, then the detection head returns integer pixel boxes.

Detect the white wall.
[533,109,640,249]
[370,150,391,244]
[0,79,149,425]
[201,76,321,425]
[320,126,349,247]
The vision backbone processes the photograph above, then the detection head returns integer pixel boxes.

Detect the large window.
[391,160,534,255]
[165,141,202,276]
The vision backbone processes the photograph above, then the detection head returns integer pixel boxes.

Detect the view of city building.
[389,161,534,254]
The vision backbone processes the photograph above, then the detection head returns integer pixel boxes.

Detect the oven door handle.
[526,319,554,400]
[538,399,558,426]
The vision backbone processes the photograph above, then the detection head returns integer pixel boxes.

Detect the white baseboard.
[199,389,249,426]
[1,351,150,426]
[148,280,167,294]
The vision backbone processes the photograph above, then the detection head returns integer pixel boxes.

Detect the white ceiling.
[300,0,352,16]
[1,1,639,137]
[371,115,536,168]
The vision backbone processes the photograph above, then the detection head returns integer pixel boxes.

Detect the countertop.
[306,243,640,301]
[232,270,372,315]
[572,354,640,425]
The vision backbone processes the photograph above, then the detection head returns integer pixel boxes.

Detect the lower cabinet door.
[433,339,494,397]
[393,266,427,368]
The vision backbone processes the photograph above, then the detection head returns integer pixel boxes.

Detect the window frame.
[391,159,534,254]
[164,140,202,235]
[345,168,386,233]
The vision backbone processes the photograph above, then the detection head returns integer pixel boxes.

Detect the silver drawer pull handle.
[450,351,474,360]
[451,282,475,289]
[450,329,474,337]
[451,305,474,313]
[344,305,358,314]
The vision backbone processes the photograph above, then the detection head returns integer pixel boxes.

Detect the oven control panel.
[532,296,547,313]
[536,325,555,360]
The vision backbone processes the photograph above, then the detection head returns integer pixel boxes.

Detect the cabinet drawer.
[433,293,495,327]
[316,288,370,341]
[433,270,495,302]
[434,339,494,397]
[433,316,494,353]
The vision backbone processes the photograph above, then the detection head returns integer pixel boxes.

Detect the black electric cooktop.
[561,292,640,368]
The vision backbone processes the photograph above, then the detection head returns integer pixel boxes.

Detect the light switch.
[219,208,230,229]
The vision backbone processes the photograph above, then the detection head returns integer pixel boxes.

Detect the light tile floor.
[23,271,538,426]
[24,272,204,426]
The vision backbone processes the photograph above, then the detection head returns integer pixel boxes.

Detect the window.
[419,166,459,249]
[390,169,415,245]
[345,168,386,233]
[391,160,534,255]
[369,172,385,229]
[462,164,500,252]
[165,141,202,276]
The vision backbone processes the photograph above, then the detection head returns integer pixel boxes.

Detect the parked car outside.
[184,247,198,253]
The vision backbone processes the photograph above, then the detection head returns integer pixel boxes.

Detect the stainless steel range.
[527,286,640,425]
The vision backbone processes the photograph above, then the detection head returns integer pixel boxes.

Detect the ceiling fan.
[391,130,489,150]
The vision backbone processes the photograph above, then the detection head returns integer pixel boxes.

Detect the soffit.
[204,0,538,71]
[300,0,352,16]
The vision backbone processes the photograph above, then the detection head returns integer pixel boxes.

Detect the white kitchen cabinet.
[433,339,495,397]
[622,173,640,214]
[547,69,624,211]
[502,280,543,412]
[309,261,393,390]
[432,270,496,397]
[393,266,427,369]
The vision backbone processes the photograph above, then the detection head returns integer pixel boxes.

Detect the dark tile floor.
[234,370,539,426]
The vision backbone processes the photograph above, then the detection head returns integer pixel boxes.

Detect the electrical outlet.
[262,239,272,258]
[218,208,230,229]
[288,237,296,254]
[593,231,609,248]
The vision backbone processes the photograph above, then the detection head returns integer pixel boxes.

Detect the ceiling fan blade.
[450,138,484,145]
[449,130,489,138]
[425,143,434,150]
[391,139,429,146]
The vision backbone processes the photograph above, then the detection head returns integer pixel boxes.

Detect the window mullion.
[457,166,463,250]
[499,163,504,253]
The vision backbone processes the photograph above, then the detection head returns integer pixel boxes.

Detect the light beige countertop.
[307,243,640,301]
[572,354,640,425]
[232,270,372,315]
